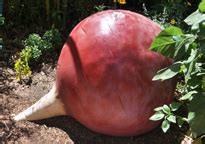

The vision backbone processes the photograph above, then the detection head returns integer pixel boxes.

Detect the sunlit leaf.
[180,91,197,100]
[149,111,165,121]
[167,115,176,123]
[154,106,163,111]
[162,105,171,114]
[184,10,205,30]
[150,26,184,58]
[173,35,196,60]
[152,62,182,81]
[170,102,182,111]
[183,48,198,64]
[199,0,205,13]
[161,120,170,133]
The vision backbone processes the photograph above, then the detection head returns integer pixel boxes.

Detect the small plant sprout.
[149,102,183,133]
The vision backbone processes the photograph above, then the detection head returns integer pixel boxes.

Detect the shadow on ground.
[35,116,186,144]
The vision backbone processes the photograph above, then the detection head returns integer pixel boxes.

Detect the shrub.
[14,28,62,81]
[150,0,205,141]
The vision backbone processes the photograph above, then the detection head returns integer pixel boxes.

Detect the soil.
[1,62,190,144]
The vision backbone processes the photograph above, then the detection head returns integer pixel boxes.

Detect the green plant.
[150,0,205,140]
[24,34,43,61]
[14,28,62,80]
[142,0,193,28]
[150,102,183,133]
[94,4,107,12]
[14,48,32,80]
[43,28,62,50]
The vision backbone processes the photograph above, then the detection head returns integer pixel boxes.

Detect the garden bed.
[1,1,202,142]
[0,63,189,143]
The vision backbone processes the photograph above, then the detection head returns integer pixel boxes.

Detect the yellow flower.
[118,0,126,4]
[170,19,177,25]
[113,0,117,2]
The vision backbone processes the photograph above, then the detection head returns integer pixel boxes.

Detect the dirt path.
[1,64,187,144]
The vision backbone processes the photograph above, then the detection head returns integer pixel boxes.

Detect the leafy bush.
[142,0,194,28]
[14,28,62,80]
[150,0,205,140]
[24,34,43,61]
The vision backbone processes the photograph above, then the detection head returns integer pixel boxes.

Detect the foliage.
[24,34,43,61]
[150,0,205,139]
[4,0,92,35]
[14,28,62,80]
[150,102,182,132]
[94,4,107,12]
[14,48,32,80]
[188,93,205,138]
[199,0,205,12]
[0,14,4,25]
[5,0,67,29]
[4,0,199,39]
[142,0,195,28]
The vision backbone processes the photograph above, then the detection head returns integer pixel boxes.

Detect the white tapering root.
[14,84,66,121]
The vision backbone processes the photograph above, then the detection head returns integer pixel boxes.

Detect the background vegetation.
[150,2,205,142]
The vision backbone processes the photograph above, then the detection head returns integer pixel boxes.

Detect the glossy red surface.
[56,10,176,136]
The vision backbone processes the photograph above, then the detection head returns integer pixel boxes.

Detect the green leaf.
[195,63,203,75]
[188,112,195,122]
[202,76,205,91]
[173,35,196,60]
[154,106,163,111]
[177,117,184,128]
[184,10,205,30]
[167,115,176,123]
[149,111,165,121]
[150,27,194,61]
[199,0,205,13]
[152,62,182,81]
[170,102,182,111]
[200,44,205,57]
[183,48,199,64]
[162,105,171,114]
[150,26,184,58]
[188,93,205,138]
[198,21,205,38]
[180,91,197,100]
[187,76,201,90]
[183,50,199,84]
[161,120,170,133]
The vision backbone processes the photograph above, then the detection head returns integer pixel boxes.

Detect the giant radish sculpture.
[14,10,176,136]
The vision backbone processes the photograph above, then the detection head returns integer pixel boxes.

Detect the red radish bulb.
[14,10,176,136]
